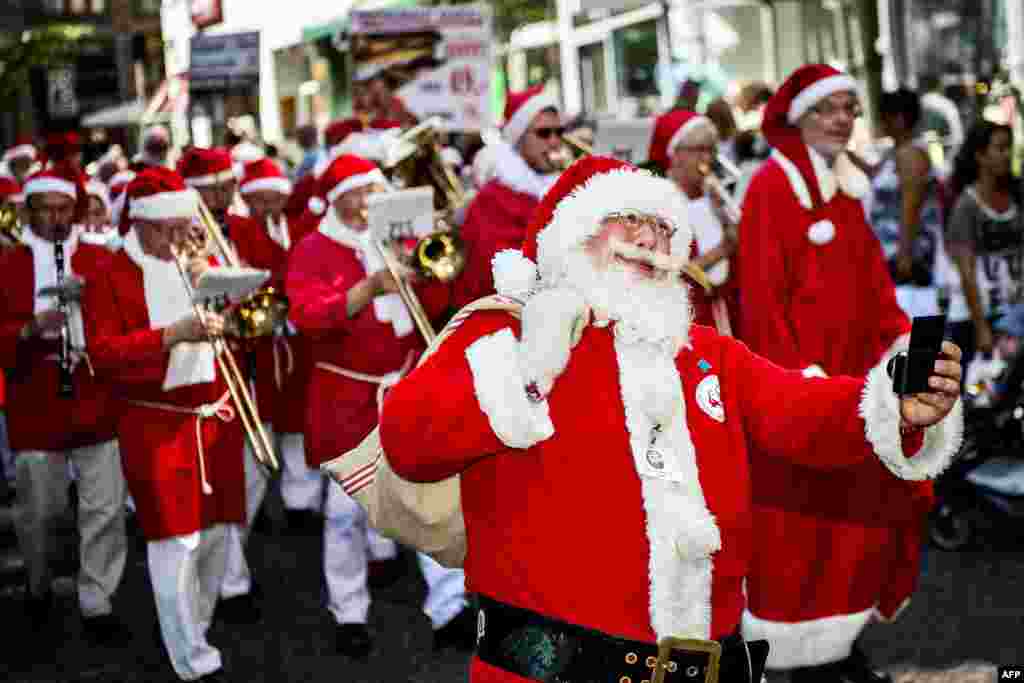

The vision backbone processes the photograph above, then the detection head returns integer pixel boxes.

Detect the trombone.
[170,202,279,474]
[698,155,743,226]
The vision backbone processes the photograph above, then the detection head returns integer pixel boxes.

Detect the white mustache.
[608,237,687,275]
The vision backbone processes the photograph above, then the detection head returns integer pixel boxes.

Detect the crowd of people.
[0,59,989,683]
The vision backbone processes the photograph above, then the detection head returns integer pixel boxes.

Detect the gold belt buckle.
[652,637,722,683]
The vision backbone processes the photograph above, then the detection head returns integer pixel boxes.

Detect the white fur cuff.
[465,327,555,449]
[859,359,963,480]
[742,607,872,669]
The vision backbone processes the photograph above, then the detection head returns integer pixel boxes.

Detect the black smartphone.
[891,314,947,395]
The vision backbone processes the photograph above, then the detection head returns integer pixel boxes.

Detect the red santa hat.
[108,169,136,198]
[177,146,235,187]
[23,163,79,201]
[125,167,198,222]
[514,156,692,286]
[312,154,386,215]
[44,131,82,163]
[3,135,37,163]
[0,175,22,204]
[325,118,365,148]
[502,85,559,147]
[239,157,292,196]
[647,110,717,171]
[762,63,864,210]
[369,119,402,132]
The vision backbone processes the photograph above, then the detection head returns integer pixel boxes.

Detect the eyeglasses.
[677,144,717,155]
[529,126,565,140]
[809,101,863,119]
[602,211,677,239]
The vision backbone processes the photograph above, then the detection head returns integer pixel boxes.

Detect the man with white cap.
[648,110,739,333]
[737,64,935,682]
[0,162,126,644]
[287,154,476,658]
[177,147,239,234]
[83,166,245,683]
[455,85,563,310]
[377,155,963,683]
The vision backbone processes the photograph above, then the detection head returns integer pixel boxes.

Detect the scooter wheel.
[929,503,974,551]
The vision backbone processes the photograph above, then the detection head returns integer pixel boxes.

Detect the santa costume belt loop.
[475,596,769,683]
[126,391,235,496]
[315,350,416,416]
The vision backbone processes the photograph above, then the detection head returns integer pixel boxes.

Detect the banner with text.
[190,31,260,93]
[349,4,493,132]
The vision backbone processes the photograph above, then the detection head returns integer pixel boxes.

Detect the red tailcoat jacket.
[83,251,245,540]
[454,180,541,311]
[229,213,314,434]
[0,242,116,452]
[736,153,936,667]
[285,230,449,467]
[379,312,957,683]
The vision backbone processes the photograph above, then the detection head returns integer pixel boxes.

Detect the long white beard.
[561,248,692,356]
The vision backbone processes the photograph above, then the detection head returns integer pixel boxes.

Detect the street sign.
[189,31,260,92]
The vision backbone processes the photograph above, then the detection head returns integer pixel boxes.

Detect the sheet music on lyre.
[594,118,656,165]
[367,187,436,243]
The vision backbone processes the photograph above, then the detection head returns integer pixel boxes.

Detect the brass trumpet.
[171,199,280,474]
[549,131,593,171]
[0,201,23,247]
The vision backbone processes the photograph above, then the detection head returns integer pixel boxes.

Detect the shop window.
[579,41,608,115]
[614,20,659,98]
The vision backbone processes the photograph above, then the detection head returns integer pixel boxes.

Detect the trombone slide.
[374,239,437,344]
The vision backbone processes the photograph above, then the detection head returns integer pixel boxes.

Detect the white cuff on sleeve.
[466,327,555,449]
[859,359,964,480]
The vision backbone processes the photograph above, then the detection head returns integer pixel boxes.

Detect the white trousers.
[13,440,126,617]
[221,424,270,599]
[279,432,323,511]
[323,481,467,627]
[149,526,229,681]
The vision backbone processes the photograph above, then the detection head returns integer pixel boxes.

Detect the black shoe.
[285,509,322,536]
[837,646,893,683]
[432,606,478,652]
[216,593,262,624]
[82,613,131,646]
[24,590,54,629]
[367,556,405,589]
[335,622,372,659]
[197,668,231,682]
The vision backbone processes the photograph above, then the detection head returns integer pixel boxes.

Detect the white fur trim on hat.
[240,177,292,195]
[129,188,198,221]
[325,168,386,204]
[109,170,136,189]
[667,116,716,160]
[184,169,236,187]
[4,144,36,161]
[503,91,560,147]
[536,168,692,284]
[24,176,76,199]
[787,74,859,124]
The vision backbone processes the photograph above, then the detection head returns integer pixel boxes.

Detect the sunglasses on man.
[529,126,565,140]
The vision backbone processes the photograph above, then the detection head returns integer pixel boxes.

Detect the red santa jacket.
[453,180,540,311]
[736,154,934,668]
[83,250,245,540]
[379,313,956,683]
[228,213,314,433]
[0,242,117,451]
[286,229,450,466]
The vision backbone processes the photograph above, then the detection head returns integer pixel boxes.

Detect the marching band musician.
[737,65,935,682]
[3,136,39,185]
[82,167,244,683]
[79,180,122,251]
[648,110,739,333]
[454,86,563,309]
[378,156,964,683]
[178,145,266,623]
[232,158,321,531]
[1,163,127,644]
[286,154,474,658]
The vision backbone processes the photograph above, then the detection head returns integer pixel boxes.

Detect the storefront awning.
[81,100,145,128]
[301,0,418,44]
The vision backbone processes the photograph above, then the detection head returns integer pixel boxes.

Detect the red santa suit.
[454,87,561,310]
[83,169,241,681]
[736,65,939,670]
[378,157,963,683]
[286,154,469,633]
[1,165,125,622]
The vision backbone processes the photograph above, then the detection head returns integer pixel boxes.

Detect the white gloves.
[518,287,590,398]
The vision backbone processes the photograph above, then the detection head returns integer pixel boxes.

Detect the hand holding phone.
[889,315,947,395]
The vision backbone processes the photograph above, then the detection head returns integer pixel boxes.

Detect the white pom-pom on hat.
[308,196,326,215]
[492,249,537,298]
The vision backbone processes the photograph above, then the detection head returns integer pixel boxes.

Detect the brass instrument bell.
[413,231,465,282]
[226,286,290,339]
[0,201,23,246]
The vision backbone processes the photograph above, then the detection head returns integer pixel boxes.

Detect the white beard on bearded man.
[560,239,693,356]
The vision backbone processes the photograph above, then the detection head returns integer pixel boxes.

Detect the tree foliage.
[420,0,554,42]
[0,25,85,112]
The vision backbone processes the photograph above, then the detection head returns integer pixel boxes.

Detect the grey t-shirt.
[945,186,1024,319]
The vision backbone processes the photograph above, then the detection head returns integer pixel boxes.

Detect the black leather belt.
[476,596,768,683]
